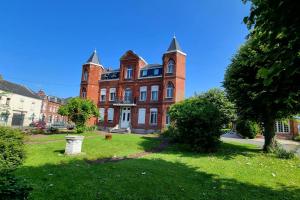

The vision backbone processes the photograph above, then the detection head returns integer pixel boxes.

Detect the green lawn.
[16,133,300,200]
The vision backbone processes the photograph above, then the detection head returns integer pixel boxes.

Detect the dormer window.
[166,82,174,98]
[153,68,159,76]
[83,70,88,81]
[141,70,147,77]
[167,60,175,74]
[126,67,133,79]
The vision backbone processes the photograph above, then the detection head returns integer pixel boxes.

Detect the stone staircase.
[109,125,131,133]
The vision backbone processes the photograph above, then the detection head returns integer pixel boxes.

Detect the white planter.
[65,135,84,155]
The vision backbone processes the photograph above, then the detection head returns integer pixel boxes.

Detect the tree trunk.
[263,116,276,152]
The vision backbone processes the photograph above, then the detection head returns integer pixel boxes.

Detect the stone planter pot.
[65,135,84,155]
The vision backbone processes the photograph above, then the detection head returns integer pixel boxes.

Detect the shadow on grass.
[16,158,299,200]
[138,136,262,160]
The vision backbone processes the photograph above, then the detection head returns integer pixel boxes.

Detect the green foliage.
[236,118,261,139]
[197,88,236,125]
[47,127,59,134]
[0,127,25,172]
[224,0,300,151]
[293,135,300,141]
[271,143,295,159]
[58,97,99,129]
[0,172,32,200]
[0,126,31,199]
[168,96,222,152]
[85,125,98,132]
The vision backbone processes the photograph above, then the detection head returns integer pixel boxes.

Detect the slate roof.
[141,64,162,69]
[167,36,183,52]
[86,50,101,65]
[0,80,41,99]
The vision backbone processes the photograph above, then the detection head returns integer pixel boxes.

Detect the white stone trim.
[164,50,187,56]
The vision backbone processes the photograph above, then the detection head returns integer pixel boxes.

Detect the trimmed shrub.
[236,118,261,139]
[168,97,223,152]
[0,126,31,199]
[47,127,59,134]
[76,125,86,133]
[0,127,25,172]
[293,135,300,141]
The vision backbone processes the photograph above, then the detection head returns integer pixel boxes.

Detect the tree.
[58,97,99,132]
[168,96,222,152]
[197,88,236,126]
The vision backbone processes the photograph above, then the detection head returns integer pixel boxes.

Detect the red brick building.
[37,90,67,126]
[80,37,186,133]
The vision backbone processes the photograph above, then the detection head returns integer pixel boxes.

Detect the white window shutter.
[138,108,146,124]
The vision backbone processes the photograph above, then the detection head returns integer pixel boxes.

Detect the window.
[166,82,174,98]
[48,115,52,123]
[109,88,116,101]
[153,68,159,75]
[99,108,105,121]
[126,67,133,79]
[124,88,132,102]
[6,98,11,106]
[138,108,146,124]
[167,60,175,73]
[139,86,147,101]
[141,70,147,77]
[83,70,88,81]
[150,108,158,125]
[100,88,106,102]
[108,108,114,122]
[151,85,159,101]
[82,88,87,98]
[275,121,290,133]
[166,114,171,126]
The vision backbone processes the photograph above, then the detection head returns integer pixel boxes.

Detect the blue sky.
[0,0,250,98]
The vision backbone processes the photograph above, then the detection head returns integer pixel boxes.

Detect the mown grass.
[16,134,300,200]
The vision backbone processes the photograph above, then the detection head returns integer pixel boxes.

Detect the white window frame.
[109,88,116,101]
[124,88,132,102]
[138,108,146,124]
[151,85,159,101]
[100,88,106,102]
[108,108,114,122]
[99,108,105,122]
[126,67,133,79]
[150,108,158,125]
[167,60,174,73]
[166,84,174,98]
[275,121,290,133]
[139,86,147,101]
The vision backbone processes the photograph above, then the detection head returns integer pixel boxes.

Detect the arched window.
[83,70,88,81]
[167,60,175,74]
[166,82,174,98]
[81,88,87,98]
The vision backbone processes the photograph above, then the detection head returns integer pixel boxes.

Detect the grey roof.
[0,80,41,100]
[141,64,162,69]
[86,50,101,65]
[167,36,183,52]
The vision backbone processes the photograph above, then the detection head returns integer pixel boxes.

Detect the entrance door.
[120,107,131,128]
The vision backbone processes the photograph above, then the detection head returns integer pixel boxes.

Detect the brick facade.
[80,37,186,133]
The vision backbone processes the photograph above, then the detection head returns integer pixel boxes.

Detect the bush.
[0,173,32,200]
[236,118,261,139]
[293,135,300,141]
[0,127,25,172]
[271,142,295,159]
[76,125,86,133]
[168,97,222,152]
[0,126,31,199]
[47,127,59,134]
[85,125,98,132]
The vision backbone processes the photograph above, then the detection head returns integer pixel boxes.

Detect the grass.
[16,133,300,200]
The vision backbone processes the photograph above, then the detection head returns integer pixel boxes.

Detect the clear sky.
[0,0,250,98]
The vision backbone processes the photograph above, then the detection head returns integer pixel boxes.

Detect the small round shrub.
[76,125,86,133]
[236,118,261,139]
[168,97,223,152]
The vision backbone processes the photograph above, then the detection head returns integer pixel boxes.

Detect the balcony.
[113,97,136,106]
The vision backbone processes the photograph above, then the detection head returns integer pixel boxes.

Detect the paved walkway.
[221,134,300,157]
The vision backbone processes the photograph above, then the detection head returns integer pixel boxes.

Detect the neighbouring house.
[79,36,186,133]
[274,118,299,139]
[0,79,42,127]
[37,90,67,126]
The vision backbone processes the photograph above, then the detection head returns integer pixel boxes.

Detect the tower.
[161,36,186,126]
[80,50,104,124]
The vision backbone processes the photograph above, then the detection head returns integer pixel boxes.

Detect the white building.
[0,80,42,127]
